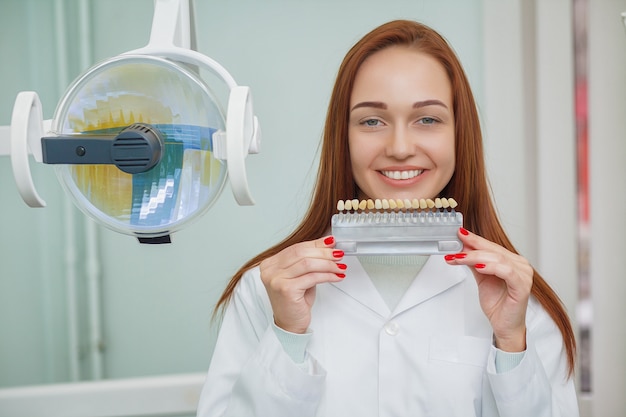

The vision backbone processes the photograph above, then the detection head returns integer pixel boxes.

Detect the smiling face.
[348,46,456,201]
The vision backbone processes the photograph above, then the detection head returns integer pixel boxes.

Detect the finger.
[264,236,343,271]
[282,256,346,281]
[458,227,511,256]
[316,235,337,248]
[266,267,346,295]
[476,263,533,294]
[299,268,347,288]
[262,248,347,286]
[445,249,533,293]
[265,264,347,304]
[308,235,345,261]
[284,236,342,262]
[455,228,530,270]
[445,248,529,274]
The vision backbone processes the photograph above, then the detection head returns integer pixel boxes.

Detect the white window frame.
[0,373,205,417]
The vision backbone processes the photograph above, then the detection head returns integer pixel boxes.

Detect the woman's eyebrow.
[350,101,387,111]
[413,99,448,110]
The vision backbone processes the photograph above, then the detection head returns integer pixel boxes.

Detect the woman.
[197,20,578,416]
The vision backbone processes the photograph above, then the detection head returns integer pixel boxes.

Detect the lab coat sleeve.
[482,298,579,417]
[196,267,327,417]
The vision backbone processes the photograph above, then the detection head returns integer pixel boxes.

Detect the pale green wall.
[0,0,483,387]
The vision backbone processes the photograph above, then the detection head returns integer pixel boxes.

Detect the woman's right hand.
[259,235,346,334]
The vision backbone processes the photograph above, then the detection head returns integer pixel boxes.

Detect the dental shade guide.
[331,198,463,256]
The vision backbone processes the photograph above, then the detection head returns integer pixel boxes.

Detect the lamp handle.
[10,91,47,207]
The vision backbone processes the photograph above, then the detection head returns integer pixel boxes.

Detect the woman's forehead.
[350,47,452,108]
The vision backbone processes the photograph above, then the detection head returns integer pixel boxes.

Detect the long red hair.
[214,20,576,376]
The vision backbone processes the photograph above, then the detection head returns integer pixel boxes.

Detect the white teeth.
[336,197,460,213]
[381,169,423,180]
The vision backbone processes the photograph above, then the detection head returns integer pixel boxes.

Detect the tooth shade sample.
[335,197,459,212]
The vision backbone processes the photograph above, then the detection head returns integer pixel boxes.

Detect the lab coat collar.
[394,255,468,315]
[331,255,468,319]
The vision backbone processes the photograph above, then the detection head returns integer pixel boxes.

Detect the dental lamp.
[0,0,260,243]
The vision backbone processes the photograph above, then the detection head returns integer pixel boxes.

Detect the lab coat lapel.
[393,255,468,315]
[330,256,391,318]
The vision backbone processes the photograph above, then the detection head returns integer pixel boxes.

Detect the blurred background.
[0,0,624,416]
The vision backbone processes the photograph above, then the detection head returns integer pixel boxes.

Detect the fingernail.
[335,273,346,278]
[444,254,455,261]
[460,227,469,236]
[333,250,344,258]
[337,263,347,270]
[475,263,486,269]
[454,253,467,259]
[324,236,335,245]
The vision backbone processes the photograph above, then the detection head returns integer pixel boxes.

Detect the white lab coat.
[197,255,579,417]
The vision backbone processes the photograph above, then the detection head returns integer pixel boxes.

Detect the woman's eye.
[362,118,381,127]
[418,117,437,125]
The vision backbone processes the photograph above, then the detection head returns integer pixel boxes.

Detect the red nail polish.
[335,273,346,278]
[337,263,347,270]
[444,254,455,261]
[454,253,467,259]
[460,227,469,236]
[333,250,344,258]
[324,236,335,245]
[475,263,486,269]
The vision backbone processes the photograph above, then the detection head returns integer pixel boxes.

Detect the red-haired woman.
[197,20,578,417]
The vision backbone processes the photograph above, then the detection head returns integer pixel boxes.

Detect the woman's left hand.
[444,227,533,352]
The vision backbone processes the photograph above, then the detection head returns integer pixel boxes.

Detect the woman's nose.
[385,126,415,159]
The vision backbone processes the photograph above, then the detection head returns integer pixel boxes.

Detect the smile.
[380,169,423,180]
